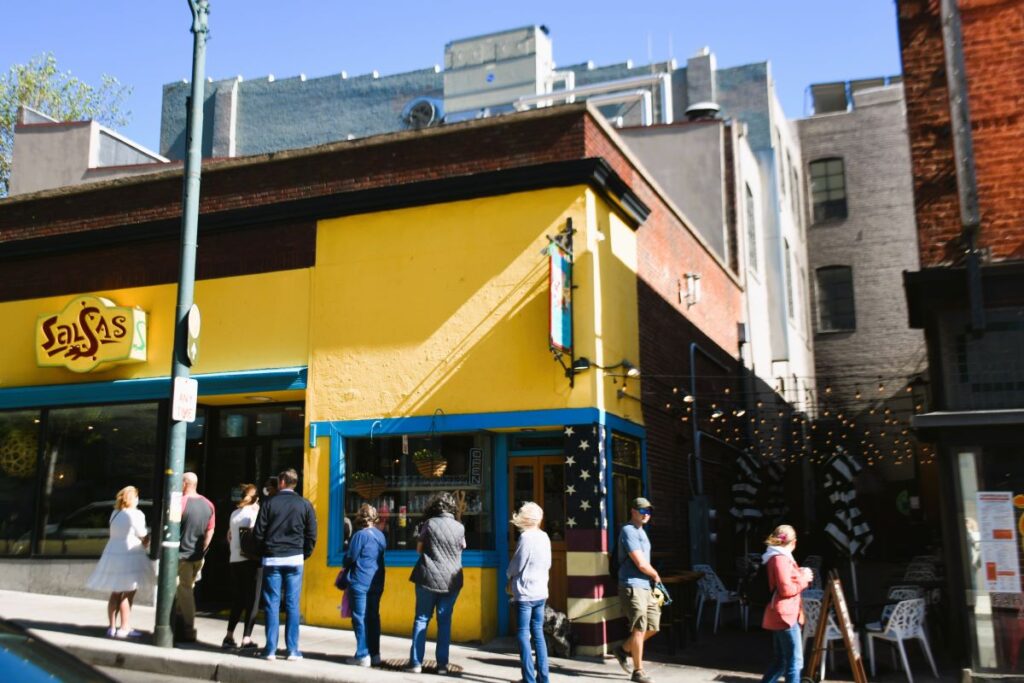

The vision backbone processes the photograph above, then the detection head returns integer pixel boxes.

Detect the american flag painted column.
[563,424,607,535]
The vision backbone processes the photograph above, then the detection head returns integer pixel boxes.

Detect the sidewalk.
[0,589,753,682]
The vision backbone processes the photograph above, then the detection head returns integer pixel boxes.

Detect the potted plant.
[349,471,386,500]
[413,448,447,479]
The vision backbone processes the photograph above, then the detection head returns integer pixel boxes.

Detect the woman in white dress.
[85,485,153,638]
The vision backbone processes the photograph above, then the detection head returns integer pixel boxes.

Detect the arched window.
[816,265,855,331]
[809,157,847,223]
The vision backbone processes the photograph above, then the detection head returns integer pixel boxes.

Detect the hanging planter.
[413,448,448,479]
[349,472,387,500]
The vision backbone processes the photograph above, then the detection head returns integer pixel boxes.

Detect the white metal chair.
[866,598,938,683]
[867,586,925,631]
[802,596,844,679]
[693,564,748,633]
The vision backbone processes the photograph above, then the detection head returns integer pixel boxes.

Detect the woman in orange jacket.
[760,524,814,683]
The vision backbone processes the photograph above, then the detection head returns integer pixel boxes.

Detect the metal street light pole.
[153,0,209,648]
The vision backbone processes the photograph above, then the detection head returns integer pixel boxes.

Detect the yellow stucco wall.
[301,187,643,642]
[0,269,311,387]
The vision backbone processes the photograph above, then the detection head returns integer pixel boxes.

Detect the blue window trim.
[310,407,646,573]
[0,366,308,409]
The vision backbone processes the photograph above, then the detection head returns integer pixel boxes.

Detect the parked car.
[12,500,153,556]
[0,617,116,682]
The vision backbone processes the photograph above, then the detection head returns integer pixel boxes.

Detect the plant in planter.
[413,448,448,479]
[349,471,386,500]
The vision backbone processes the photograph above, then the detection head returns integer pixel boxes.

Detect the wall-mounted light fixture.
[680,272,702,308]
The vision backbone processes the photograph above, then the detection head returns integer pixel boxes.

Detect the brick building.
[897,0,1024,674]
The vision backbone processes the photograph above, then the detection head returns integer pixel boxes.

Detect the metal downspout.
[940,0,985,331]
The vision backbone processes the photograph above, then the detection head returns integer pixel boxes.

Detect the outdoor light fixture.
[680,272,702,308]
[602,359,641,379]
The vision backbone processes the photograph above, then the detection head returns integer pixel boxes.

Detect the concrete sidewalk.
[0,590,751,682]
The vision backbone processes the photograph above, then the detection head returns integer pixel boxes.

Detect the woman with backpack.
[507,501,552,683]
[760,524,814,683]
[224,483,260,650]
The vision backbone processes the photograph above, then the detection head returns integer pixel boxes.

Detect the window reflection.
[0,411,41,556]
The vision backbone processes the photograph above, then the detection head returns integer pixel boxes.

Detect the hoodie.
[761,545,810,630]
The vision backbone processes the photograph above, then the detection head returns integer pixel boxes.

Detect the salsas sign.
[36,296,147,372]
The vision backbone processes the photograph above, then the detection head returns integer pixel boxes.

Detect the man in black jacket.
[253,468,317,661]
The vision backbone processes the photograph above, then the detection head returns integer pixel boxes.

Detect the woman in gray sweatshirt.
[507,502,552,683]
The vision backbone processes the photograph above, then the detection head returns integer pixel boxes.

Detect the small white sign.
[172,377,199,423]
[402,435,409,455]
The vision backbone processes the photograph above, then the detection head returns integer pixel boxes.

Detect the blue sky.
[3,1,902,153]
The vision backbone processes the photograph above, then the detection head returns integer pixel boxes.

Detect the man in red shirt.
[175,471,215,643]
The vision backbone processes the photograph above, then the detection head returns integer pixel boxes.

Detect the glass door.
[508,456,568,613]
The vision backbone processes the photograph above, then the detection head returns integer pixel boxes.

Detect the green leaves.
[0,53,132,196]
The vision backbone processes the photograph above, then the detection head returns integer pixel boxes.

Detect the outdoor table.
[659,569,704,654]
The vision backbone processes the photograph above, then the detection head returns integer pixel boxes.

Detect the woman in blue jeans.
[344,503,386,667]
[760,524,813,683]
[507,502,552,683]
[407,492,465,675]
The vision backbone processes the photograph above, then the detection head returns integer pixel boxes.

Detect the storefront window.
[0,410,41,556]
[37,403,158,556]
[956,444,1024,673]
[345,433,493,550]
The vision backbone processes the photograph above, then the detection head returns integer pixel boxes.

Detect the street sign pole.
[153,0,209,648]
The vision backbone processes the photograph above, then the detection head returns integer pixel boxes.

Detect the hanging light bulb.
[854,386,862,400]
[683,395,695,403]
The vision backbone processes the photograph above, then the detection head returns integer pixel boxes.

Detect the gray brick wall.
[798,85,925,386]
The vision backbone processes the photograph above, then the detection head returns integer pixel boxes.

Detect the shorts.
[619,585,661,633]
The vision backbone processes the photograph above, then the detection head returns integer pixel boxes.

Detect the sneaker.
[286,653,303,661]
[105,627,116,638]
[406,662,422,673]
[221,636,237,650]
[631,670,655,683]
[238,640,258,650]
[261,652,277,661]
[114,629,143,639]
[370,655,382,667]
[347,655,372,667]
[613,645,634,675]
[437,664,449,675]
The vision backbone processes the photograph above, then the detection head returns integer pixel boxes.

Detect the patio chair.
[903,563,938,582]
[866,586,925,631]
[693,564,748,634]
[802,597,844,679]
[866,598,938,683]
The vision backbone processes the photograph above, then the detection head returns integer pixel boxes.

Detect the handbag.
[334,567,349,591]
[339,589,352,618]
[238,526,260,560]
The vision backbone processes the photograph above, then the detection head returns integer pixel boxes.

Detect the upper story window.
[784,240,794,318]
[745,184,758,272]
[816,265,856,332]
[810,158,847,223]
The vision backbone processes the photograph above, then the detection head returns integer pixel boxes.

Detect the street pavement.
[0,589,757,682]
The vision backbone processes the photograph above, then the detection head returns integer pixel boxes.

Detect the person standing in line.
[344,503,387,667]
[407,492,465,675]
[176,472,215,644]
[760,525,813,683]
[507,502,551,683]
[85,485,153,638]
[223,483,260,650]
[253,468,317,662]
[612,497,661,683]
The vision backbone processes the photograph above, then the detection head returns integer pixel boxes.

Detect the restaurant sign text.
[36,296,148,372]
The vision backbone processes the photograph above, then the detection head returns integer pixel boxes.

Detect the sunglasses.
[636,508,652,516]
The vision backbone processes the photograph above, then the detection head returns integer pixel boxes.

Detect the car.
[12,500,153,556]
[0,617,116,682]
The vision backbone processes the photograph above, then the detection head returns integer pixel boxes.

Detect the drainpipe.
[940,0,985,332]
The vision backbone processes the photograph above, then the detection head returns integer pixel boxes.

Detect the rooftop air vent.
[684,101,720,121]
[402,97,444,129]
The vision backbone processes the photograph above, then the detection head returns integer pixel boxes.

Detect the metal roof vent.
[684,101,720,121]
[402,97,444,129]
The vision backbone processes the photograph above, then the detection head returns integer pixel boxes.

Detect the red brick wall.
[898,0,1024,266]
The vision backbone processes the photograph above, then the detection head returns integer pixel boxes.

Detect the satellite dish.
[402,97,443,129]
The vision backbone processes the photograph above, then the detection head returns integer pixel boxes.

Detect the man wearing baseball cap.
[613,497,660,683]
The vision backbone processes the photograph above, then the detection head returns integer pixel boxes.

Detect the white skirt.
[86,546,155,593]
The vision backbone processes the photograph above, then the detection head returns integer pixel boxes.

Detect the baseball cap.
[631,497,654,510]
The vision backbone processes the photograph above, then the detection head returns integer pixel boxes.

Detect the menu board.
[977,491,1022,592]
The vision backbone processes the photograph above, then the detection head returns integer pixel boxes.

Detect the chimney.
[686,47,717,106]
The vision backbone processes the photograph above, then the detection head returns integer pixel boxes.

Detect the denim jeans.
[762,622,803,683]
[261,564,304,657]
[349,586,382,659]
[409,584,460,667]
[515,599,550,683]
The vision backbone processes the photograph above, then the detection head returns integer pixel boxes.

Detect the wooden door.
[508,456,568,613]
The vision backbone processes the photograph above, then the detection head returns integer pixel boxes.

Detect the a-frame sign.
[805,569,868,683]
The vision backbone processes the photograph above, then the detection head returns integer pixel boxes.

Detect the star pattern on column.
[564,423,603,529]
[566,484,576,495]
[578,440,590,451]
[564,426,575,438]
[565,455,576,466]
[579,469,590,480]
[566,517,577,528]
[580,500,591,511]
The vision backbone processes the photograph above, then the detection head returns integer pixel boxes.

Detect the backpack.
[609,527,628,580]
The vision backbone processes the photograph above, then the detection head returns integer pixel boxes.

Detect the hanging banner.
[36,295,148,373]
[548,243,572,353]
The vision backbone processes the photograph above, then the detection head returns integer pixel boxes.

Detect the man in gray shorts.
[613,497,660,683]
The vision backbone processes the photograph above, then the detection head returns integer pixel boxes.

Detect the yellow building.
[0,104,661,652]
